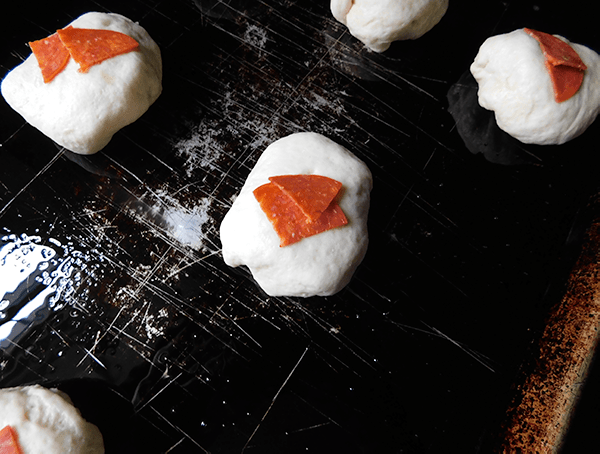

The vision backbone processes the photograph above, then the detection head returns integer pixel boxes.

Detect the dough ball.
[220,132,372,298]
[1,12,162,155]
[470,29,600,145]
[330,0,449,52]
[0,384,104,454]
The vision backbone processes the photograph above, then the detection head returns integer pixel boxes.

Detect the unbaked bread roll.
[330,0,449,52]
[220,132,372,297]
[0,384,104,454]
[1,12,162,155]
[470,29,600,145]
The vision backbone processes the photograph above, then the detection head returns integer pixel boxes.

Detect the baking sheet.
[1,1,600,452]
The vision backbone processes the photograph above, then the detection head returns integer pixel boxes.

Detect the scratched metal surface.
[1,0,600,452]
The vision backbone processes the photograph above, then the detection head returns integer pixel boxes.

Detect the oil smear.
[0,232,104,351]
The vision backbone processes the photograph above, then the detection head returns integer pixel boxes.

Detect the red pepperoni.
[29,31,71,83]
[546,63,585,103]
[57,27,139,73]
[0,426,23,454]
[524,28,587,103]
[28,26,139,83]
[253,175,348,247]
[269,174,342,222]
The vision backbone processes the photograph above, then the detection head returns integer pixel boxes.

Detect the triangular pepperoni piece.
[269,174,343,222]
[524,28,587,102]
[254,181,348,247]
[57,27,139,73]
[545,62,585,103]
[29,31,71,83]
[254,183,309,247]
[525,28,587,70]
[0,426,23,454]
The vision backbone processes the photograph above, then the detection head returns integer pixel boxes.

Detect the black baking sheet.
[1,1,600,452]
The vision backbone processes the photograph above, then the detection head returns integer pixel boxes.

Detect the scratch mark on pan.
[0,345,46,380]
[230,294,282,332]
[76,330,104,368]
[7,50,27,63]
[90,301,159,359]
[368,66,440,101]
[0,121,27,147]
[0,148,65,218]
[82,248,169,359]
[164,437,186,454]
[212,302,262,349]
[109,323,156,354]
[149,406,211,453]
[395,238,470,299]
[286,299,376,372]
[242,345,309,452]
[7,340,46,364]
[97,262,254,363]
[79,345,107,370]
[209,31,340,198]
[161,249,222,283]
[131,247,172,298]
[49,327,70,347]
[122,133,177,172]
[136,371,184,413]
[328,94,410,139]
[345,284,391,307]
[333,64,455,159]
[206,12,311,62]
[421,322,496,373]
[290,389,343,429]
[287,421,332,434]
[102,153,152,189]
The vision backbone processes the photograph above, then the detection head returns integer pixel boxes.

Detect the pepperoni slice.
[524,28,587,103]
[29,31,71,83]
[0,426,23,454]
[28,26,139,83]
[525,28,587,70]
[269,174,342,222]
[253,176,348,247]
[545,63,585,103]
[56,27,139,73]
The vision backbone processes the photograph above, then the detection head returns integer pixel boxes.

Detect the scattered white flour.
[311,92,347,117]
[162,200,212,250]
[149,187,213,250]
[174,128,224,178]
[173,49,353,181]
[173,87,288,179]
[112,283,169,340]
[141,306,169,339]
[244,23,269,52]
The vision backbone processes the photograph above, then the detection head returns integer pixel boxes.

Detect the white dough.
[220,132,372,297]
[0,385,104,454]
[1,12,162,155]
[470,29,600,145]
[330,0,449,52]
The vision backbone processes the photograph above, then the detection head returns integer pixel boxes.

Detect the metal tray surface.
[1,1,600,452]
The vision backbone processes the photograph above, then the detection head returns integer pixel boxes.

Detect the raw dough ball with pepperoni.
[330,0,448,52]
[1,12,162,154]
[470,29,600,145]
[220,132,372,297]
[0,385,104,454]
